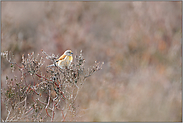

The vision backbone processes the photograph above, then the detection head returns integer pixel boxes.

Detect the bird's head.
[64,50,73,56]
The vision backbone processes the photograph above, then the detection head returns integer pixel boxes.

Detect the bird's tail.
[47,64,56,68]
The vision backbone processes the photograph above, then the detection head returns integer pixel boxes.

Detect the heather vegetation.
[1,1,181,122]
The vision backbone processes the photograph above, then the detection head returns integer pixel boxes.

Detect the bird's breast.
[68,56,73,62]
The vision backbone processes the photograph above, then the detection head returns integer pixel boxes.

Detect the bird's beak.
[71,52,73,54]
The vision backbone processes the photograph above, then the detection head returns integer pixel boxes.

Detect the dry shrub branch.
[1,50,103,122]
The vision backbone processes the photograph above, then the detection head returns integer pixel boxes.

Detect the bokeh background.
[1,1,182,122]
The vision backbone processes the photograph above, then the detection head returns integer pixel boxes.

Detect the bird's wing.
[56,54,66,62]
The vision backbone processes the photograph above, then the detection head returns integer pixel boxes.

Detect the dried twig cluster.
[1,50,103,122]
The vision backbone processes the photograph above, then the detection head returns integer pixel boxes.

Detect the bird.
[48,50,73,69]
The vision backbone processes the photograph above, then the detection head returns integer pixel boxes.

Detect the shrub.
[1,50,103,122]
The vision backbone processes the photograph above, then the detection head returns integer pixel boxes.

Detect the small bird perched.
[48,50,73,69]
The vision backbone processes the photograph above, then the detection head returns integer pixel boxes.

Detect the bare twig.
[45,90,51,118]
[5,107,12,122]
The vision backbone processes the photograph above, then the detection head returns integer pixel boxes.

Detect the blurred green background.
[1,1,182,122]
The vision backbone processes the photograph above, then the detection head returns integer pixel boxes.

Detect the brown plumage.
[58,54,66,61]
